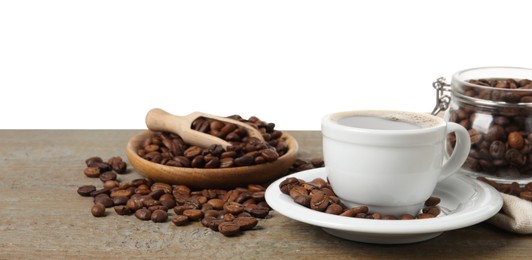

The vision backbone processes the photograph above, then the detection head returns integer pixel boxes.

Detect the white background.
[1,0,531,130]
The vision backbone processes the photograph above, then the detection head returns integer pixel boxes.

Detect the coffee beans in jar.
[445,67,532,183]
[137,115,289,168]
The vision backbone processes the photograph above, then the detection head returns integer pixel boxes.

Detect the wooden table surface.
[1,130,530,259]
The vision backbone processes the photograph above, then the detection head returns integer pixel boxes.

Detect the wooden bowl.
[126,130,299,189]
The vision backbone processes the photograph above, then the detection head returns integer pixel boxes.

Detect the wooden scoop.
[145,108,265,149]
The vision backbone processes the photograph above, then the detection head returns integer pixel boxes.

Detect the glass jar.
[444,67,532,184]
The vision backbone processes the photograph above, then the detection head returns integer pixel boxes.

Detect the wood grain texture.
[0,130,529,259]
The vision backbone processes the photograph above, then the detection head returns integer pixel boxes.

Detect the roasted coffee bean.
[183,209,203,221]
[309,190,329,212]
[90,188,110,197]
[233,216,258,230]
[417,213,435,219]
[280,177,300,195]
[110,189,133,198]
[400,214,415,220]
[99,171,117,182]
[234,155,254,166]
[325,203,344,215]
[103,180,119,190]
[151,209,168,223]
[224,202,245,215]
[289,186,308,199]
[114,205,132,215]
[172,215,190,226]
[424,196,441,207]
[207,198,225,210]
[489,140,506,159]
[112,196,129,206]
[91,203,106,217]
[506,149,526,166]
[86,156,103,167]
[91,162,112,172]
[218,222,241,237]
[77,185,96,196]
[422,206,441,217]
[135,208,152,221]
[84,167,101,178]
[94,194,114,208]
[293,195,311,207]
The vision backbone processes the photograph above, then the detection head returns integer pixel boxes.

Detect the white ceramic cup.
[321,110,471,216]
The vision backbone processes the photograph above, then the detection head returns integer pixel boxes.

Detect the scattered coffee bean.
[99,171,117,182]
[84,167,101,178]
[114,205,132,216]
[151,209,168,223]
[77,185,96,196]
[218,222,241,237]
[91,203,106,217]
[171,215,190,226]
[135,208,152,221]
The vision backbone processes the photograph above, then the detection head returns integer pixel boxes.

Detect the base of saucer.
[322,228,442,244]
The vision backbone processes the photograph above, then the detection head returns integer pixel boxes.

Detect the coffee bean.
[309,190,329,212]
[91,203,106,217]
[135,208,152,221]
[233,216,258,230]
[172,215,190,226]
[112,196,129,206]
[400,214,415,220]
[86,156,103,167]
[224,202,245,215]
[218,222,241,237]
[84,167,101,178]
[325,203,344,215]
[94,194,114,208]
[234,155,254,166]
[424,196,441,207]
[77,185,96,196]
[99,171,117,182]
[489,140,506,159]
[183,209,203,221]
[151,209,168,223]
[508,131,524,150]
[114,205,132,215]
[417,213,435,219]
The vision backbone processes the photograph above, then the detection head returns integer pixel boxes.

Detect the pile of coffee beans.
[137,115,289,168]
[279,177,441,220]
[447,78,532,179]
[476,177,532,202]
[78,156,271,237]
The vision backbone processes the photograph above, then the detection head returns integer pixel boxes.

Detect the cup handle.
[438,122,471,182]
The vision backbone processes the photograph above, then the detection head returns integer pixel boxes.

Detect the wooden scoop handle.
[145,108,264,149]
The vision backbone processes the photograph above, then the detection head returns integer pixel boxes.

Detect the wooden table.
[1,130,529,258]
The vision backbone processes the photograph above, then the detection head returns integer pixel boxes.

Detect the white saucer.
[265,167,503,244]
